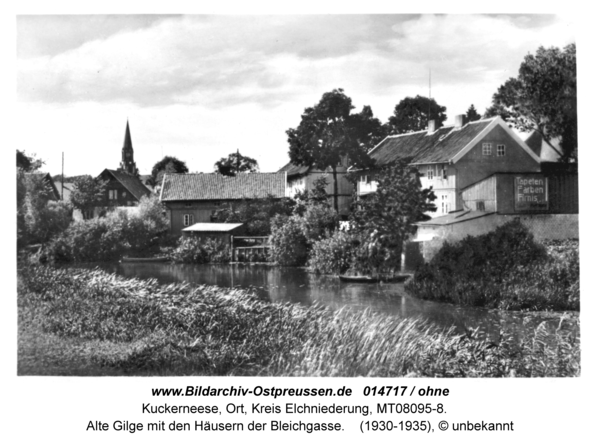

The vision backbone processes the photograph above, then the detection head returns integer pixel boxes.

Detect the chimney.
[454,114,466,128]
[427,119,440,134]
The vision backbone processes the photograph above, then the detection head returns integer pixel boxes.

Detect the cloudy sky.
[16,13,576,177]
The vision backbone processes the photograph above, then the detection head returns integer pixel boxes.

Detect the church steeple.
[118,120,138,175]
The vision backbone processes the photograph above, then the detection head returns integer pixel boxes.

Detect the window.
[108,189,117,200]
[185,202,192,208]
[441,195,450,214]
[482,143,492,156]
[497,144,506,156]
[427,166,434,180]
[183,214,194,227]
[442,167,448,180]
[476,201,485,211]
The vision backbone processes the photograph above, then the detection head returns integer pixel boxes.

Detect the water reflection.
[88,262,578,342]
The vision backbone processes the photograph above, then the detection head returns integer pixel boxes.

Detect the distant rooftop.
[160,173,286,201]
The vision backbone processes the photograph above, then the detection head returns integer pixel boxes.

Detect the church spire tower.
[118,120,139,175]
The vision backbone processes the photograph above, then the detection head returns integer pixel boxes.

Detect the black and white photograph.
[5,4,595,440]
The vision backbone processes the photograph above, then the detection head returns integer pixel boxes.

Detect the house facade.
[97,169,151,209]
[358,115,541,217]
[278,160,353,216]
[160,173,286,235]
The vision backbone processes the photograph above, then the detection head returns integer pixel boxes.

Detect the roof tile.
[161,173,286,201]
[370,118,494,166]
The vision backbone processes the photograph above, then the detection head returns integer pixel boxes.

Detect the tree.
[465,104,481,122]
[484,43,577,162]
[149,156,189,186]
[18,171,72,246]
[70,176,107,219]
[349,160,437,275]
[17,149,43,172]
[386,95,447,135]
[214,150,259,176]
[212,195,295,236]
[286,88,380,212]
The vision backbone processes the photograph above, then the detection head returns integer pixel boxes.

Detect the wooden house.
[160,173,286,235]
[358,115,541,218]
[97,169,151,209]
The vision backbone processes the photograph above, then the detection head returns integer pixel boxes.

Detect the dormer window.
[497,144,506,156]
[482,143,492,156]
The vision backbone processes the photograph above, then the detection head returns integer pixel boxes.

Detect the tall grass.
[18,263,579,377]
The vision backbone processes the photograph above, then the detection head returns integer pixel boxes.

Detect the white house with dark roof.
[360,115,541,218]
[160,172,286,234]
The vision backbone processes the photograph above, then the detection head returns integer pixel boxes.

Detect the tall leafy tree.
[70,176,107,219]
[350,160,437,275]
[150,156,189,186]
[286,88,380,212]
[465,104,482,122]
[214,150,259,176]
[386,95,447,134]
[484,43,577,162]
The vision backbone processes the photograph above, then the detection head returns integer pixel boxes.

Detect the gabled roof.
[26,172,60,200]
[100,169,151,201]
[160,173,286,202]
[524,131,562,162]
[278,162,310,178]
[367,117,539,167]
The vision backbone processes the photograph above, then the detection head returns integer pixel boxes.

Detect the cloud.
[16,14,576,177]
[18,14,575,111]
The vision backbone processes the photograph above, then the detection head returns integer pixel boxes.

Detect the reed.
[18,263,579,377]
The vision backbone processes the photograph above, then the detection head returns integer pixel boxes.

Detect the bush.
[44,201,169,262]
[308,230,356,274]
[269,216,309,266]
[406,221,579,311]
[300,204,338,244]
[170,237,231,264]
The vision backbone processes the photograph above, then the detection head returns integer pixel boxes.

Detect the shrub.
[269,216,309,266]
[308,230,356,274]
[406,221,578,311]
[44,201,169,262]
[300,204,338,244]
[170,237,230,264]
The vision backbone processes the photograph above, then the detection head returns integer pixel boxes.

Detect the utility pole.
[428,69,431,122]
[61,152,64,200]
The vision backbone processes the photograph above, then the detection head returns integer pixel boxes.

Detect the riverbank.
[406,225,579,312]
[18,263,579,377]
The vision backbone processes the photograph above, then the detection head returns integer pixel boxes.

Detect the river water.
[89,262,578,342]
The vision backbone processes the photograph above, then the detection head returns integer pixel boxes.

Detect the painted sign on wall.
[514,175,548,211]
